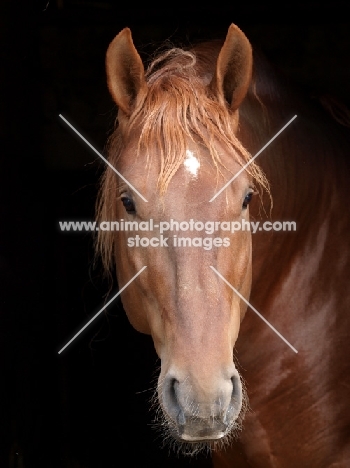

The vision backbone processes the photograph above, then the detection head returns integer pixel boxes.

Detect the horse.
[96,24,350,466]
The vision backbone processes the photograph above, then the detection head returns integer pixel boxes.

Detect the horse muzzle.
[160,368,243,443]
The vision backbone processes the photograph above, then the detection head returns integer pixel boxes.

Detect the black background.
[1,1,350,467]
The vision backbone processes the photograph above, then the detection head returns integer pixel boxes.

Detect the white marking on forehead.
[184,149,200,177]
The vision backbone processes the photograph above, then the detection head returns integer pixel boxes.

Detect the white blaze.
[184,149,200,177]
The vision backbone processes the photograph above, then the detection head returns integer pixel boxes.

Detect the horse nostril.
[169,377,177,400]
[163,377,185,426]
[222,373,243,425]
[231,374,241,399]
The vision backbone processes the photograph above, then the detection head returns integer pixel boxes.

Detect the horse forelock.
[124,47,269,195]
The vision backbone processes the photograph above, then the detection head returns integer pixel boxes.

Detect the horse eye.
[121,196,136,214]
[242,192,253,209]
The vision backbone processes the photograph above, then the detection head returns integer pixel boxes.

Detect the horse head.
[98,24,268,449]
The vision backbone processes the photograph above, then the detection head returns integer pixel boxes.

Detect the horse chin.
[152,397,247,457]
[162,420,241,457]
[175,420,229,442]
[174,401,242,441]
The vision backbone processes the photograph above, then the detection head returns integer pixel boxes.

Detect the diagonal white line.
[210,266,298,353]
[58,266,147,354]
[59,114,148,202]
[209,115,297,202]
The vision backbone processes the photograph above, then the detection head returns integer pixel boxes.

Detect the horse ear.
[211,24,253,111]
[106,28,147,115]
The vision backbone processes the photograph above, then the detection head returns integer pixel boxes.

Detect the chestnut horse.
[97,24,350,466]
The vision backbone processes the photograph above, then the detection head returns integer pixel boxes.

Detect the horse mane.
[315,94,350,128]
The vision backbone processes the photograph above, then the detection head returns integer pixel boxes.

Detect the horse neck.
[240,52,350,290]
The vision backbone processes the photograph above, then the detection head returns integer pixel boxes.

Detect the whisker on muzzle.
[148,372,249,456]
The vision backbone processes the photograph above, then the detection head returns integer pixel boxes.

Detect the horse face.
[103,24,255,447]
[111,139,253,444]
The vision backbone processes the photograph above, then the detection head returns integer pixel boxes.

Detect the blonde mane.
[129,47,268,193]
